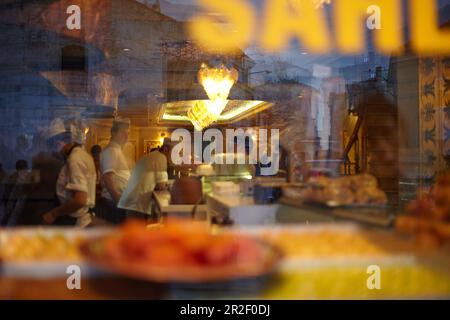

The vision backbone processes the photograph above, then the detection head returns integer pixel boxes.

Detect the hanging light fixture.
[187,100,217,131]
[187,63,238,131]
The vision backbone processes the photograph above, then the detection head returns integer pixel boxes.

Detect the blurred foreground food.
[397,174,450,247]
[101,220,267,267]
[284,174,387,206]
[251,226,450,299]
[0,231,81,262]
[258,227,420,258]
[1,219,450,298]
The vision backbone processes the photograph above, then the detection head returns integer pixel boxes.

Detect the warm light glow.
[187,64,238,130]
[218,100,259,120]
[187,100,219,131]
[163,100,267,123]
[189,0,450,55]
[198,63,238,104]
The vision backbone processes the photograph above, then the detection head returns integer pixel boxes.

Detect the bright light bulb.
[188,64,239,130]
[198,63,238,102]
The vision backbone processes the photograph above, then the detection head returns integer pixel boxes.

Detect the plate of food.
[80,219,282,283]
[0,227,114,278]
[396,174,450,248]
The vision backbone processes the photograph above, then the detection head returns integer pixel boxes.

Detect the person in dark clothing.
[0,163,6,182]
[1,160,30,225]
[91,145,102,159]
[91,145,102,196]
[0,162,6,223]
[11,130,66,226]
[15,151,65,225]
[90,144,103,219]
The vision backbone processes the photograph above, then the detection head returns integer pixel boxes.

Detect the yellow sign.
[188,0,450,55]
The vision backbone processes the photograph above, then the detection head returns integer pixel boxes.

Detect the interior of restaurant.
[1,0,450,300]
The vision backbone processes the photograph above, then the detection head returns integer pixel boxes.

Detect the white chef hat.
[46,118,70,141]
[110,117,130,136]
[70,118,89,145]
[113,117,131,126]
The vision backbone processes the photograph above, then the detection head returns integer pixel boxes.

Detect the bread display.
[293,174,388,207]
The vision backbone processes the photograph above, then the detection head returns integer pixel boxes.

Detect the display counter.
[152,191,208,219]
[1,199,450,299]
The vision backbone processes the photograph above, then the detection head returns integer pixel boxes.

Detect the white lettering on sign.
[66,5,81,30]
[66,264,81,290]
[367,5,382,30]
[366,265,381,290]
[171,128,280,176]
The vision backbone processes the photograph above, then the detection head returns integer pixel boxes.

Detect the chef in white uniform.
[118,146,168,220]
[42,119,96,228]
[99,117,131,224]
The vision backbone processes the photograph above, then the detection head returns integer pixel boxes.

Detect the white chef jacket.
[56,146,96,228]
[100,141,131,201]
[118,151,168,215]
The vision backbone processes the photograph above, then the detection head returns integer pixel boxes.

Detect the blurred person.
[118,144,168,221]
[13,135,30,166]
[13,127,66,225]
[41,118,96,228]
[0,162,6,184]
[160,137,177,179]
[90,144,102,196]
[3,160,29,203]
[0,136,14,170]
[91,144,102,164]
[99,118,131,224]
[0,162,5,223]
[90,144,103,218]
[29,128,49,156]
[1,160,30,225]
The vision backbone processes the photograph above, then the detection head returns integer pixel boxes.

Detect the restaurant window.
[1,0,450,301]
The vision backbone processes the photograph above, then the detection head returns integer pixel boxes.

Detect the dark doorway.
[61,45,86,70]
